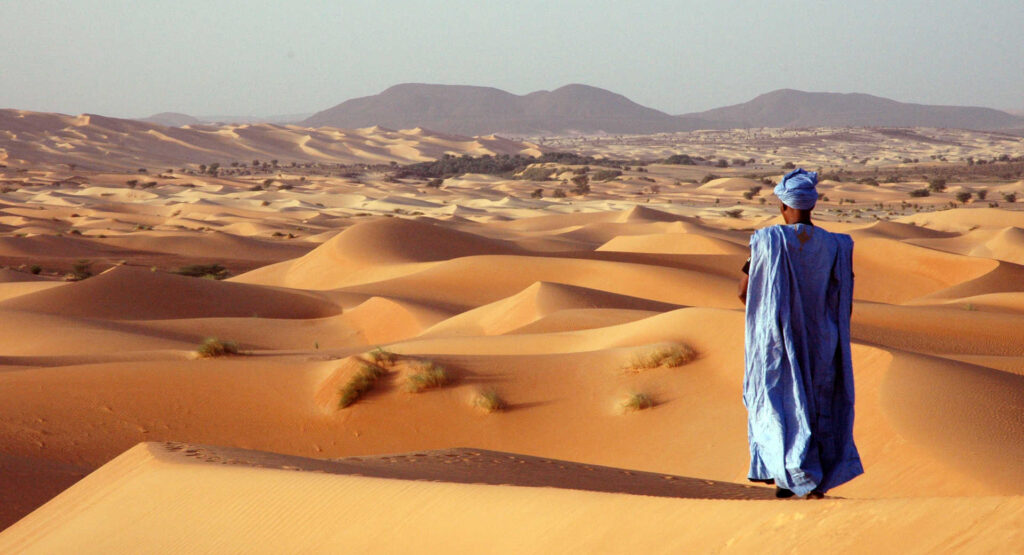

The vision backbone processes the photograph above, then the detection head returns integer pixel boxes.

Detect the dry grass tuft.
[620,392,655,412]
[196,337,239,358]
[367,347,398,366]
[406,360,450,392]
[473,389,506,413]
[338,362,386,409]
[627,344,697,371]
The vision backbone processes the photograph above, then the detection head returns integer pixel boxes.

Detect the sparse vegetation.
[473,389,506,413]
[782,162,796,170]
[662,154,699,165]
[592,169,622,181]
[724,208,743,218]
[928,177,947,192]
[174,263,230,280]
[367,347,398,366]
[620,392,655,412]
[406,360,450,392]
[70,259,93,281]
[627,344,697,371]
[570,174,590,195]
[338,362,386,408]
[519,166,555,181]
[196,337,239,358]
[530,188,544,199]
[1002,192,1017,203]
[909,188,930,198]
[700,173,721,184]
[955,191,972,204]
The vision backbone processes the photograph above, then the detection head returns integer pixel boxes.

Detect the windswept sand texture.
[1,117,1023,551]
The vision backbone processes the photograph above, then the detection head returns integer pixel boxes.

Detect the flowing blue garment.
[743,224,863,495]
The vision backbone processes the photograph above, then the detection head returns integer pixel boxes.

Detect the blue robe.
[744,224,863,495]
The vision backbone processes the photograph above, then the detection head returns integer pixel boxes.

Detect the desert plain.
[0,111,1023,552]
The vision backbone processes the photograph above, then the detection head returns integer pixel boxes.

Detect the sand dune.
[0,265,339,320]
[1,126,1023,549]
[0,109,542,170]
[2,442,1021,554]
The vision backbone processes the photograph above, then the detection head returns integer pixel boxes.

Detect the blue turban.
[774,168,819,210]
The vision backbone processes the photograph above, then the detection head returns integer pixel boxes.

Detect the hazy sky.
[3,0,1022,118]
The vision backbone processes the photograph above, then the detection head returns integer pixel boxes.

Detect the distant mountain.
[679,89,1024,130]
[303,83,712,135]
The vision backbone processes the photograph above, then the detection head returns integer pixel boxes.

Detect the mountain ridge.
[301,83,1023,135]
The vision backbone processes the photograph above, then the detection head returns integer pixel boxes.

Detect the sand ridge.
[1,118,1024,548]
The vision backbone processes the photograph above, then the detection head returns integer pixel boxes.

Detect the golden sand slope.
[0,159,1023,549]
[2,443,1020,554]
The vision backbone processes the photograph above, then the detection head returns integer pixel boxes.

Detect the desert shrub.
[909,189,930,198]
[976,189,988,200]
[473,389,506,413]
[426,178,444,188]
[859,177,879,186]
[367,347,397,366]
[715,159,729,168]
[928,177,947,192]
[70,259,92,281]
[742,185,762,200]
[662,154,697,165]
[196,337,239,358]
[530,188,544,199]
[627,344,697,371]
[126,179,139,187]
[955,191,972,204]
[700,173,721,184]
[29,265,42,275]
[553,188,567,198]
[338,363,386,408]
[406,361,450,392]
[620,392,655,412]
[592,169,622,181]
[1002,192,1017,203]
[724,208,743,218]
[519,166,555,181]
[782,162,796,170]
[571,175,590,195]
[174,263,229,280]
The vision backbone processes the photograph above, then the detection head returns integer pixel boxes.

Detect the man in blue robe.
[737,168,863,499]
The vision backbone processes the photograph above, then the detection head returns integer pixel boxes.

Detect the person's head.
[774,168,818,224]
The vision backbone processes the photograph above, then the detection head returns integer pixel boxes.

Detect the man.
[737,168,863,499]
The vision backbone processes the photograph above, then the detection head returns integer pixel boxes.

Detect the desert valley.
[0,84,1023,552]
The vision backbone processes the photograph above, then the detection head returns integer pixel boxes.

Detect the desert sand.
[1,113,1023,552]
